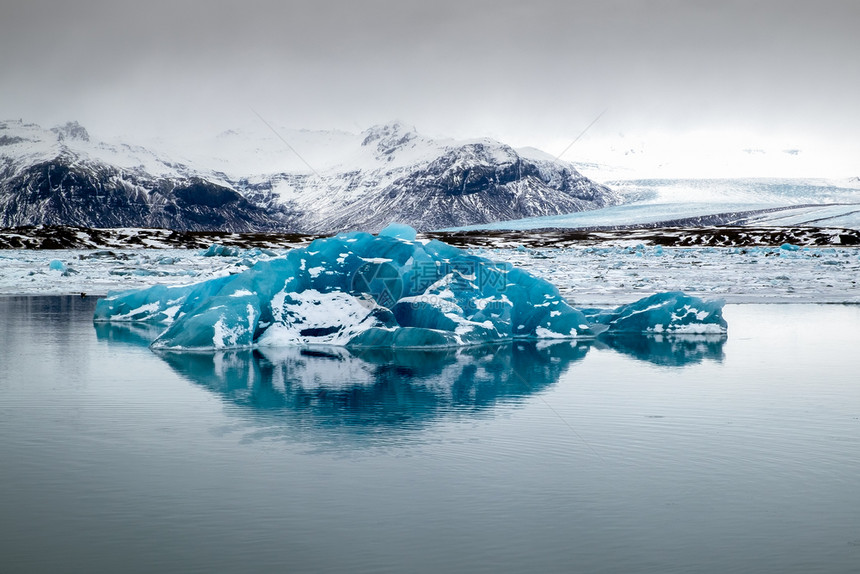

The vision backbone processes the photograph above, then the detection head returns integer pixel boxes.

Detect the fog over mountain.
[2,1,858,179]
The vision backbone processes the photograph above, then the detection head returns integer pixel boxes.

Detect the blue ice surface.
[93,224,728,350]
[49,259,66,272]
[580,292,727,335]
[202,244,241,257]
[201,244,280,258]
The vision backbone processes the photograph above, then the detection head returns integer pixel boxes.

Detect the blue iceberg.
[580,292,728,334]
[94,224,727,350]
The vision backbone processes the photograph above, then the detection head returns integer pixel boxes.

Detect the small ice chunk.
[582,292,727,334]
[49,259,66,272]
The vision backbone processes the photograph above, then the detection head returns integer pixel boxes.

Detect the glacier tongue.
[93,224,727,350]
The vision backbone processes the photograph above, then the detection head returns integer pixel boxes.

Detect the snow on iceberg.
[93,224,727,350]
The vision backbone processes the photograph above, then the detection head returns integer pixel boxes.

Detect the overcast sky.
[2,0,858,177]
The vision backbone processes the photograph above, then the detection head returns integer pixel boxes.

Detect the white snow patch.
[534,326,578,339]
[258,289,391,347]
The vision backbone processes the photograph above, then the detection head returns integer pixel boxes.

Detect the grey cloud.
[2,0,858,149]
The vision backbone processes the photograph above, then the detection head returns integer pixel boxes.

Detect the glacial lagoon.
[1,296,859,573]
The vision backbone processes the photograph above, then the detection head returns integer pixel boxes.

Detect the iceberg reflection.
[598,333,727,366]
[154,341,591,431]
[93,322,166,348]
[94,324,726,445]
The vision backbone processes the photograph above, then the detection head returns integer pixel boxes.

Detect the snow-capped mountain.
[0,119,620,233]
[0,121,285,231]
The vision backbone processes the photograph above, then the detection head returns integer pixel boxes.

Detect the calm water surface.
[1,297,859,574]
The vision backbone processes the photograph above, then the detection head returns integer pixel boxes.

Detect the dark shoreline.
[1,224,859,250]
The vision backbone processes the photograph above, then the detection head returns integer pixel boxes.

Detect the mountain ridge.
[0,119,620,233]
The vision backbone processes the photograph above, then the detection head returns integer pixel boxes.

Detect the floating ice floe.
[580,292,727,334]
[200,244,280,258]
[48,259,67,272]
[93,224,727,350]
